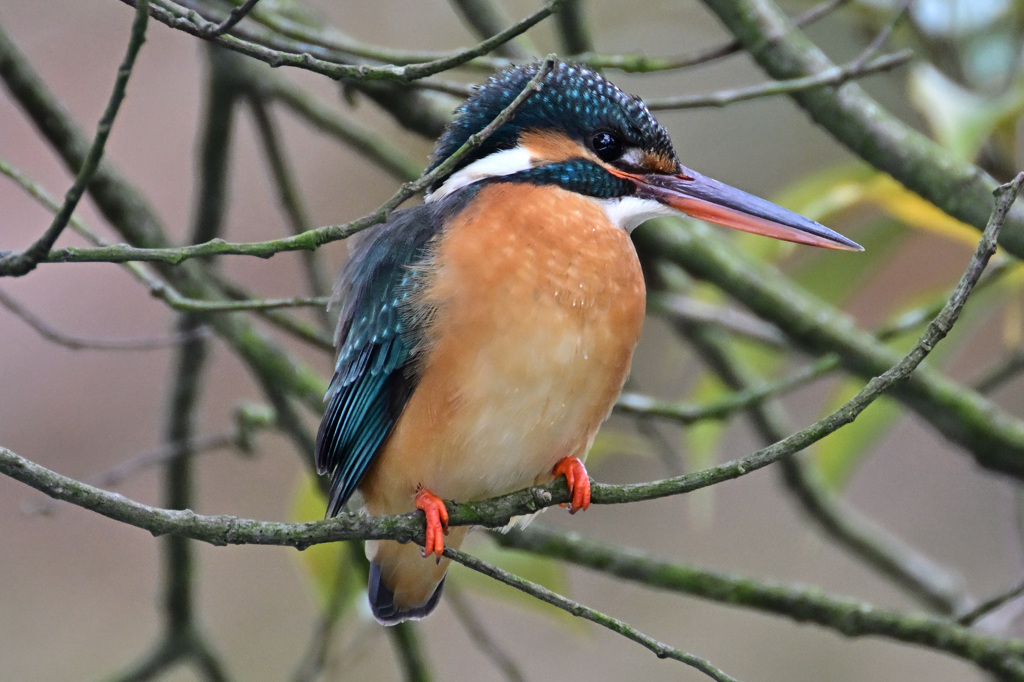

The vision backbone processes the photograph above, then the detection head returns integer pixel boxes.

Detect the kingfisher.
[315,59,860,625]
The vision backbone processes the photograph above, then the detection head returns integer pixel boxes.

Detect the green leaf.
[909,63,1024,162]
[289,473,362,614]
[813,383,900,489]
[776,163,982,246]
[587,428,653,468]
[682,373,730,472]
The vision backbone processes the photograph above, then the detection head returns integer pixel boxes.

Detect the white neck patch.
[599,196,676,232]
[425,147,534,204]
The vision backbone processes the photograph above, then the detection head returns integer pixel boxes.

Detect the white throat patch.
[599,196,676,232]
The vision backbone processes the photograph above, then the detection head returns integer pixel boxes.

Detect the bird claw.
[552,456,591,513]
[415,489,449,559]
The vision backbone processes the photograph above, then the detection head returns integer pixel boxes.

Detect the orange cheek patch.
[641,150,678,175]
[518,129,590,165]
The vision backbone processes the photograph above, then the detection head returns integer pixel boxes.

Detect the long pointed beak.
[626,166,863,251]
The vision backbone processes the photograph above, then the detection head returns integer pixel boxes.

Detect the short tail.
[368,563,446,624]
[366,528,468,625]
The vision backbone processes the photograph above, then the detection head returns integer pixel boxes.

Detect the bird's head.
[425,60,861,251]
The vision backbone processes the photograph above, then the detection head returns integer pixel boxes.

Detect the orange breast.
[361,183,646,514]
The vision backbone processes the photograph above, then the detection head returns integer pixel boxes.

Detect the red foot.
[414,489,449,558]
[552,456,591,514]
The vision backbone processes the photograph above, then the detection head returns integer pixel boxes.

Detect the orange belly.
[361,182,646,514]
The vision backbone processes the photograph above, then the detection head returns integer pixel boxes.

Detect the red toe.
[415,489,449,557]
[552,456,591,513]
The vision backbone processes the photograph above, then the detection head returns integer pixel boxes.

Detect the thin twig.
[973,345,1024,394]
[645,50,912,110]
[200,0,260,38]
[208,273,333,350]
[0,0,150,277]
[958,577,1024,626]
[444,547,741,682]
[554,0,593,56]
[847,0,914,74]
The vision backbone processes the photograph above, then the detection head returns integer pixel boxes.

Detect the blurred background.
[2,0,1024,680]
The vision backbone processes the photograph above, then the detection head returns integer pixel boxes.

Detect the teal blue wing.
[315,204,440,517]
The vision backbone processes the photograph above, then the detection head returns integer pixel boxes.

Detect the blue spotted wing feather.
[315,203,441,517]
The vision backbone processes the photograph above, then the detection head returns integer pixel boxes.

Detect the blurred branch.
[208,273,333,350]
[493,526,1024,680]
[615,355,833,424]
[577,0,850,72]
[444,547,740,682]
[248,97,331,317]
[623,258,1013,427]
[263,74,422,182]
[645,50,911,110]
[648,291,786,346]
[0,0,149,277]
[0,286,209,351]
[446,587,527,682]
[388,623,433,682]
[553,0,593,56]
[450,0,536,59]
[113,47,242,682]
[23,403,274,516]
[291,543,371,682]
[698,0,1024,258]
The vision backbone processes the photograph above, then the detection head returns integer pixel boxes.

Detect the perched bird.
[316,59,860,625]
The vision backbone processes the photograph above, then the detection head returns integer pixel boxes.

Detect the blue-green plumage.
[315,191,477,517]
[505,159,634,198]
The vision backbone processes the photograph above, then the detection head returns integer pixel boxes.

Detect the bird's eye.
[591,132,623,161]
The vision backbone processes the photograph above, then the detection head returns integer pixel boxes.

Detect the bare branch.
[0,0,150,276]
